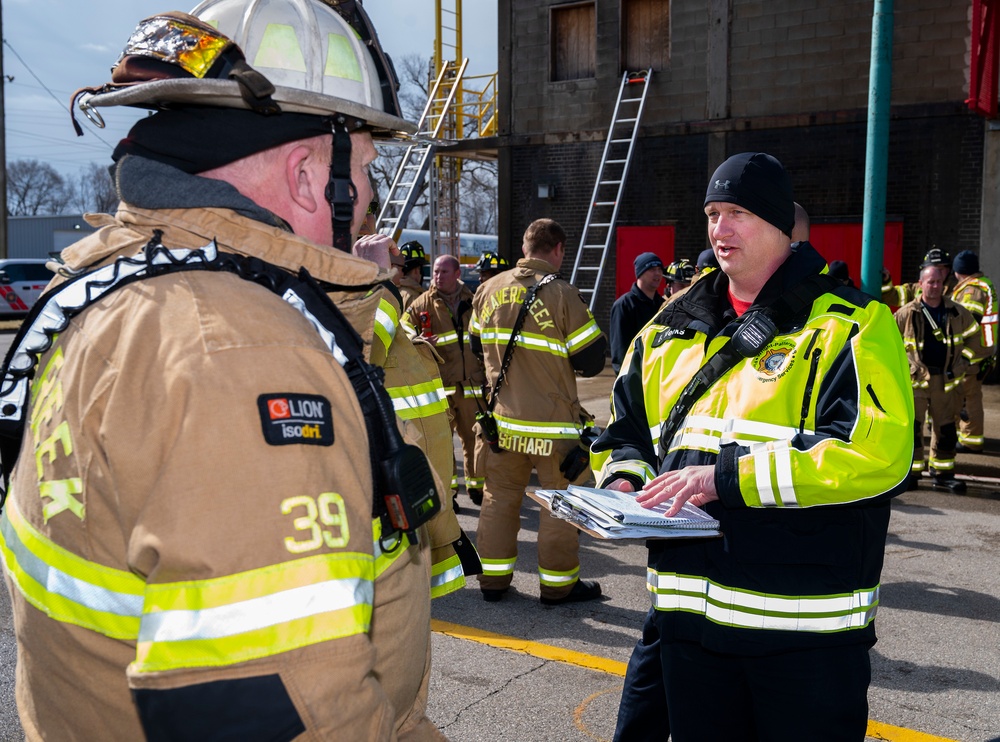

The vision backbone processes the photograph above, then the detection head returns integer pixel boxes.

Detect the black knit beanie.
[704,153,795,237]
[952,250,979,275]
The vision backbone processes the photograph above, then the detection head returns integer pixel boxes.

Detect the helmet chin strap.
[325,115,356,252]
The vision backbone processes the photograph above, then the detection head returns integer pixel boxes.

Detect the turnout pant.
[913,374,959,474]
[449,386,484,491]
[476,439,583,600]
[957,369,985,450]
[660,638,870,742]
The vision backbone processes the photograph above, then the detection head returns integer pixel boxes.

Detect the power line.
[3,37,115,151]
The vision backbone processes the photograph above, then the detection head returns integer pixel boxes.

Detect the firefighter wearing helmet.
[0,3,450,740]
[398,240,429,309]
[474,250,510,283]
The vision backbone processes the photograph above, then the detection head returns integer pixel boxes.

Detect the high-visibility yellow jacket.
[895,295,982,391]
[469,257,606,454]
[0,179,440,740]
[593,242,913,655]
[951,272,998,357]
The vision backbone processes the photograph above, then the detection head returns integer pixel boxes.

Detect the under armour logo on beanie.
[704,153,795,237]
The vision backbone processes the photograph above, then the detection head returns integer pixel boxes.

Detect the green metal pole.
[861,0,894,298]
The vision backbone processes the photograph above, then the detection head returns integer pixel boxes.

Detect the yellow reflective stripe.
[494,413,580,438]
[387,379,449,420]
[435,330,460,347]
[538,565,579,587]
[481,557,515,576]
[254,24,307,72]
[134,551,374,673]
[647,569,879,633]
[478,328,569,358]
[325,32,363,81]
[566,318,602,353]
[431,554,465,599]
[668,415,814,455]
[374,300,397,355]
[0,500,143,639]
[599,459,657,486]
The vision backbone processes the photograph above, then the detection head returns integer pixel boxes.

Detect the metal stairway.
[569,69,653,310]
[376,58,469,239]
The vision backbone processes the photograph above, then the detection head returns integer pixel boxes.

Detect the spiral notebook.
[560,485,719,529]
[530,485,720,540]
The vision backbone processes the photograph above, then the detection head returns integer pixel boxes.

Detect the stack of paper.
[531,484,720,540]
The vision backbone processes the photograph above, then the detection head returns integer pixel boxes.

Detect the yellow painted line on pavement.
[431,619,961,742]
[431,619,628,676]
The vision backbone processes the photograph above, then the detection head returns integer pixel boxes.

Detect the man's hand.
[352,234,398,271]
[635,465,718,517]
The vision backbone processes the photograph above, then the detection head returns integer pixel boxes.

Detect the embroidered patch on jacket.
[753,341,797,381]
[258,394,335,446]
[652,326,695,347]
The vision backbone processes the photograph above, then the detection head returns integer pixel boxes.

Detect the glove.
[559,445,590,483]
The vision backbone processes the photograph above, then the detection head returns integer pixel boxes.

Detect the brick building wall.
[497,0,985,331]
[508,104,983,331]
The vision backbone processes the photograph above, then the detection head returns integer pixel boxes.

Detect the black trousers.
[613,608,669,742]
[661,637,871,742]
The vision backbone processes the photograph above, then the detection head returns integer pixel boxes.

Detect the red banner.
[969,0,1000,118]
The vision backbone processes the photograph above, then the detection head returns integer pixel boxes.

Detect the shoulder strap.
[486,273,557,412]
[0,233,439,540]
[656,272,839,461]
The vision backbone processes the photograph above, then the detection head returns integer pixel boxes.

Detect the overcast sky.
[2,0,498,176]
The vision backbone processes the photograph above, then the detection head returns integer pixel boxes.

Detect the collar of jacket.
[514,256,560,277]
[630,282,661,304]
[658,240,829,336]
[64,167,388,292]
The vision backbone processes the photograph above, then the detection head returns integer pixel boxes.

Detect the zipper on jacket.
[799,346,822,435]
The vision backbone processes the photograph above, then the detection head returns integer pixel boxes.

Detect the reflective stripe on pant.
[475,439,582,600]
[449,389,483,492]
[914,374,959,473]
[957,371,985,448]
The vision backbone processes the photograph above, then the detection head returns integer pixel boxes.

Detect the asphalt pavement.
[0,331,998,741]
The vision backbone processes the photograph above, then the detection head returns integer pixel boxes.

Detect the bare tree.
[6,159,73,216]
[375,53,498,236]
[73,162,118,214]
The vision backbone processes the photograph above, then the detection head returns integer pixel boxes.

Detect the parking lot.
[0,335,998,741]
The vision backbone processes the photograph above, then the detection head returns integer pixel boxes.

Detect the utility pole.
[860,0,893,298]
[0,0,8,259]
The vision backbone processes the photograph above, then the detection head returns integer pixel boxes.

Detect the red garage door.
[615,226,675,299]
[808,222,904,286]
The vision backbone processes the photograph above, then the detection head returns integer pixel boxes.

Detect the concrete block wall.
[730,0,971,118]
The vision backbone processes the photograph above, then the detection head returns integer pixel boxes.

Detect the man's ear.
[285,143,323,214]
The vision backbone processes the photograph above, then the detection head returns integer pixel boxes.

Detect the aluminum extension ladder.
[376,58,469,239]
[570,69,653,310]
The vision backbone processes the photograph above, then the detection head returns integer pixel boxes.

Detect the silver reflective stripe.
[1,513,143,618]
[648,571,879,633]
[138,578,372,643]
[431,563,464,590]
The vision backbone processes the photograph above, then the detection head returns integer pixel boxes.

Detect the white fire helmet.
[77,0,414,139]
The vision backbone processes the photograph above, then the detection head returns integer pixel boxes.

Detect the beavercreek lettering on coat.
[479,285,555,330]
